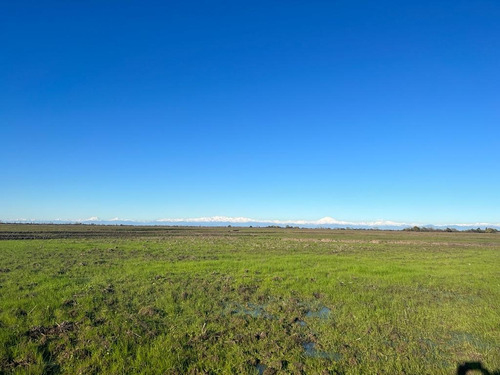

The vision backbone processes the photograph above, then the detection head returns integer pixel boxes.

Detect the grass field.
[0,224,499,374]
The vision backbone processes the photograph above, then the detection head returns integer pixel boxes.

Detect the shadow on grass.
[457,362,500,375]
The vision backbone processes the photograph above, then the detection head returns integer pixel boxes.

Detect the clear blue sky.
[2,0,499,224]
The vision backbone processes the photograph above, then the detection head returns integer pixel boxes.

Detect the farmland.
[0,224,499,374]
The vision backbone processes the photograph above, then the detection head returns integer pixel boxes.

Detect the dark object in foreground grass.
[457,361,500,375]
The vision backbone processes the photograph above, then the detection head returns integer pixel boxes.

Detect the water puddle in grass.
[229,303,273,319]
[302,342,342,361]
[255,363,267,374]
[305,306,331,319]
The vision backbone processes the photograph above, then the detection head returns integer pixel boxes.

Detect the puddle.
[305,306,331,319]
[229,303,273,319]
[302,342,342,361]
[255,363,267,374]
[292,317,307,326]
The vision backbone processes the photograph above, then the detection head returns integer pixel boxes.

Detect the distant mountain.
[4,216,500,231]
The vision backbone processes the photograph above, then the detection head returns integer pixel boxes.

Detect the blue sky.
[1,0,499,225]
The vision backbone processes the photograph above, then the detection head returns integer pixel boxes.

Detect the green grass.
[0,225,499,374]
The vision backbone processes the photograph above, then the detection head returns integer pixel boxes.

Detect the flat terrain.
[0,224,499,374]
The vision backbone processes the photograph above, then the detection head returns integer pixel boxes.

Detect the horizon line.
[2,216,500,229]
